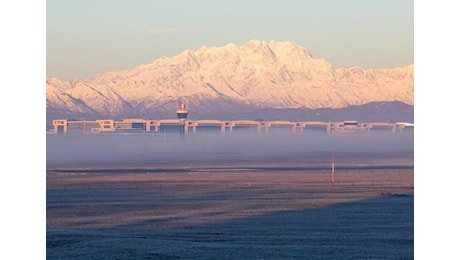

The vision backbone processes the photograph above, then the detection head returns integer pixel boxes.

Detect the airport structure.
[176,103,188,135]
[49,103,414,135]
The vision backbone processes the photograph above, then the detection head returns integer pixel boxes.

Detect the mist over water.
[46,129,414,168]
[47,128,414,259]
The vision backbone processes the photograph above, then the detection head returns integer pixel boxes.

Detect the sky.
[46,0,414,80]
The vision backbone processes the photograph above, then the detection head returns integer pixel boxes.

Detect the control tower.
[176,103,188,120]
[176,103,188,135]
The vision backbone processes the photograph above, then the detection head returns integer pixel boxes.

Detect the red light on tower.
[176,103,188,120]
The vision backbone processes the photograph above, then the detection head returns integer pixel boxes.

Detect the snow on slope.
[46,40,413,117]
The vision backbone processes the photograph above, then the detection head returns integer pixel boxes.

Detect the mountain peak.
[189,40,314,67]
[46,40,413,119]
[245,39,268,47]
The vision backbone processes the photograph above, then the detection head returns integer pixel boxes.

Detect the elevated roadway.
[51,119,413,134]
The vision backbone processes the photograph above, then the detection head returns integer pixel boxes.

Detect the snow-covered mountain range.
[46,40,413,122]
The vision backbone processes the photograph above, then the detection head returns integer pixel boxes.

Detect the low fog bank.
[46,129,414,168]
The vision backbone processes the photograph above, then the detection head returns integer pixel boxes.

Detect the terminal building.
[49,103,413,134]
[50,118,413,135]
[52,118,150,134]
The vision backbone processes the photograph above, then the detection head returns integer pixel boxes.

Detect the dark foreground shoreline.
[47,167,413,259]
[47,195,413,260]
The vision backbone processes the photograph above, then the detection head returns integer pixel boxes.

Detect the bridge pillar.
[188,122,198,134]
[184,123,188,134]
[264,122,271,134]
[152,121,161,133]
[221,124,226,134]
[228,122,235,134]
[299,124,304,133]
[53,120,68,134]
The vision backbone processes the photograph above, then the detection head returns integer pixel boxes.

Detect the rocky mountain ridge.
[46,40,413,121]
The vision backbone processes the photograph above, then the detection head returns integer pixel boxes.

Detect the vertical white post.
[331,153,335,185]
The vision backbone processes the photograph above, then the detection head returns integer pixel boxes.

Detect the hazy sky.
[46,0,413,80]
